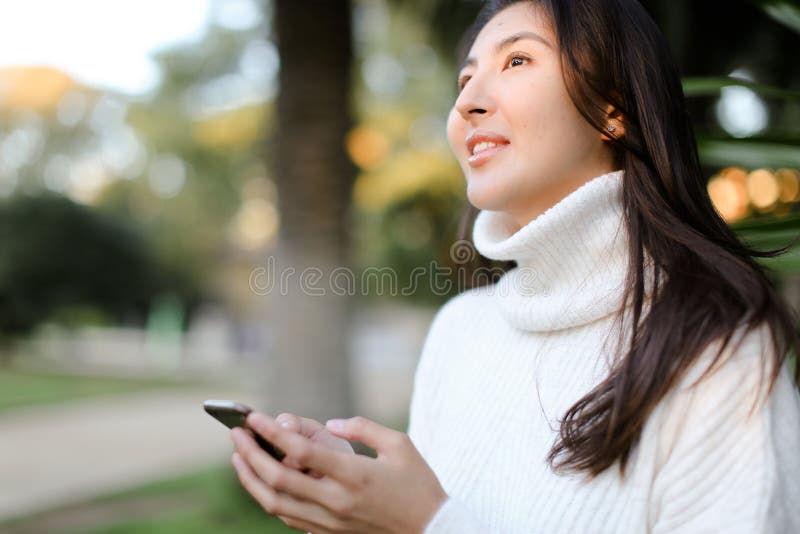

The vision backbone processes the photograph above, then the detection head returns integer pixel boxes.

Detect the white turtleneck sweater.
[407,170,800,533]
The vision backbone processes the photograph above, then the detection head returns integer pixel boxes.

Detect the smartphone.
[204,399,289,462]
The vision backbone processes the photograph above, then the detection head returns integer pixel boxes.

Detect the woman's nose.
[454,79,494,120]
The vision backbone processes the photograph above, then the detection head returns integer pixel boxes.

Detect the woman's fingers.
[232,428,345,508]
[276,412,326,437]
[246,412,361,483]
[274,413,307,471]
[231,452,340,532]
[275,412,340,478]
[275,412,356,458]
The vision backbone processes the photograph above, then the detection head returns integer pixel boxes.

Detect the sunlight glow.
[0,0,212,95]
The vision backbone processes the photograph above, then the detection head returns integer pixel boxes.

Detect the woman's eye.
[457,54,529,91]
[505,54,529,69]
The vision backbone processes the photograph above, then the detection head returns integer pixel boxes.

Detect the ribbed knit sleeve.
[649,324,800,533]
[407,293,473,456]
[407,295,496,534]
[422,495,495,534]
[406,304,446,459]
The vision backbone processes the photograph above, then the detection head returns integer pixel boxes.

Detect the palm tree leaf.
[750,0,800,34]
[697,139,800,168]
[683,76,800,100]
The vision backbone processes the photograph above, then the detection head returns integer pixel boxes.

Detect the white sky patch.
[0,0,212,95]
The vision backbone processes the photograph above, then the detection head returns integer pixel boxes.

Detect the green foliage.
[750,0,800,33]
[0,193,197,339]
[732,212,800,273]
[356,187,466,303]
[697,1,800,273]
[697,139,800,169]
[683,76,800,100]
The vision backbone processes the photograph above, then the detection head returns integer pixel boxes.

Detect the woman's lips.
[467,143,509,168]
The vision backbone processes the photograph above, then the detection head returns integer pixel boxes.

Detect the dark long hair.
[456,0,800,479]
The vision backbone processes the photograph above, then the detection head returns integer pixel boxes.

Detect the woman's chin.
[465,184,510,212]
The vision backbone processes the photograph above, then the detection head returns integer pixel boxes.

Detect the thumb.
[325,416,400,455]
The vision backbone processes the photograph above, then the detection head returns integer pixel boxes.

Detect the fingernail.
[326,419,345,431]
[279,419,291,428]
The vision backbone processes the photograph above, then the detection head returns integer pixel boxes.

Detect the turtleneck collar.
[472,170,654,332]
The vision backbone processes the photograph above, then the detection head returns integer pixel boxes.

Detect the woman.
[229,0,800,532]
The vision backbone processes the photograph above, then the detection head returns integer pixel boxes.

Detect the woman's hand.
[230,412,448,534]
[273,412,355,479]
[271,413,356,527]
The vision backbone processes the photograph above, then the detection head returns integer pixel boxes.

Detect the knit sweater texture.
[407,170,800,533]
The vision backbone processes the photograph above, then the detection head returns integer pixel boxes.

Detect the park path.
[0,385,258,522]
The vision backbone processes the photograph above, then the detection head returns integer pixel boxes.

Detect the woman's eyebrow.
[459,31,552,71]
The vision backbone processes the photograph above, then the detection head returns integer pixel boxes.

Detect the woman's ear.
[601,103,625,140]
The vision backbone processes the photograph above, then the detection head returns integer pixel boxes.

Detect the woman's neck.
[471,169,657,332]
[503,164,621,229]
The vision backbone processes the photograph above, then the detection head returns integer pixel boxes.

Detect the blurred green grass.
[80,464,295,534]
[0,463,297,534]
[0,369,191,413]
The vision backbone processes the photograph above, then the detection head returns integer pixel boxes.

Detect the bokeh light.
[707,166,750,222]
[346,125,392,169]
[746,168,780,211]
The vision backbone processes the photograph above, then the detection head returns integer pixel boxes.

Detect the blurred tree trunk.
[264,0,357,423]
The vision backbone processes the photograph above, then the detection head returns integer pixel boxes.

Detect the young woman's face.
[446,2,615,227]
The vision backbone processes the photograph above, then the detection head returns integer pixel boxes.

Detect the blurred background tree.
[265,0,357,423]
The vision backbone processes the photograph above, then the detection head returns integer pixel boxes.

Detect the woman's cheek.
[446,110,465,161]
